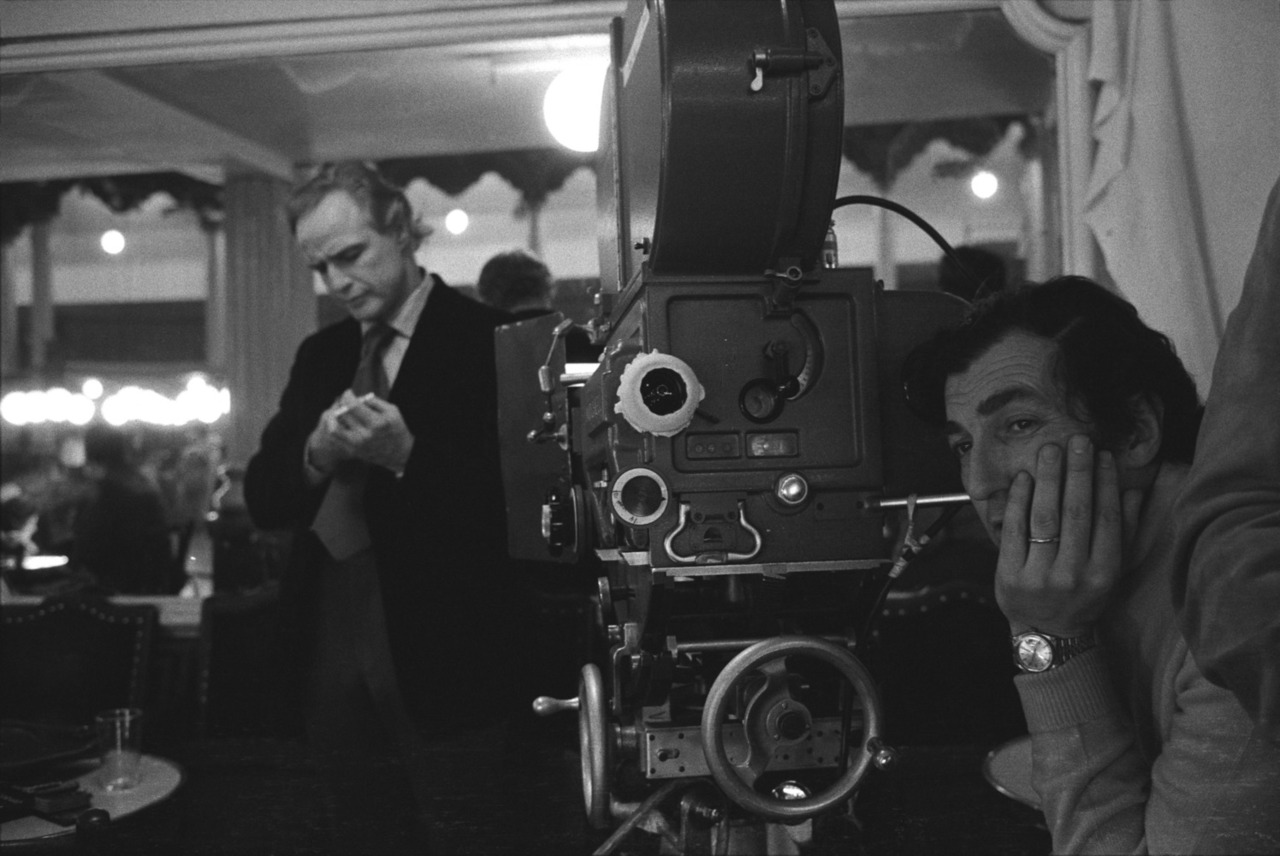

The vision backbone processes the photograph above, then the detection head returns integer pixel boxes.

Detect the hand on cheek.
[995,434,1128,637]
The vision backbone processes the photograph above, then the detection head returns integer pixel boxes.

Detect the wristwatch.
[1012,630,1096,673]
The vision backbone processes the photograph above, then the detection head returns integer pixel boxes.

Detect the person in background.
[244,162,515,760]
[906,275,1280,853]
[475,247,602,738]
[937,244,1008,303]
[476,248,554,317]
[1,483,40,572]
[71,424,180,595]
[153,433,222,584]
[476,248,599,363]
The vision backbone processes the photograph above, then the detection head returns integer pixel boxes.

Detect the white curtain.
[1083,0,1280,397]
[1083,0,1222,392]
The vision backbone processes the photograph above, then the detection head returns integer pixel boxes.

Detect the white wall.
[1170,0,1280,325]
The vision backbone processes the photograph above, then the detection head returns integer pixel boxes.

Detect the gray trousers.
[304,547,420,756]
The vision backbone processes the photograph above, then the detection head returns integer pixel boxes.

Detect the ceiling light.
[970,170,998,200]
[543,61,608,153]
[100,229,126,254]
[445,209,469,235]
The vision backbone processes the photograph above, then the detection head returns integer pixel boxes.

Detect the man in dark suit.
[244,162,514,752]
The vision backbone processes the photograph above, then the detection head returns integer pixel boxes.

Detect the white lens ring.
[613,350,705,437]
[610,467,669,526]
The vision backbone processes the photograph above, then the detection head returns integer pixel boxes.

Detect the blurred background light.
[100,229,126,254]
[543,61,608,153]
[970,170,998,199]
[444,208,469,235]
[1,376,230,427]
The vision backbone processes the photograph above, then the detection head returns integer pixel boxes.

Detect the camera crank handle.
[532,695,580,716]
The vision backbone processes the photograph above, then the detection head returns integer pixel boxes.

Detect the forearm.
[1173,176,1280,736]
[1017,650,1151,855]
[244,418,315,530]
[244,382,329,531]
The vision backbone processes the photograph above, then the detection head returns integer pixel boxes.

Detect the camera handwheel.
[699,636,883,822]
[577,663,611,828]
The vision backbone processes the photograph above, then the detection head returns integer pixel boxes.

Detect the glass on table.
[95,707,144,792]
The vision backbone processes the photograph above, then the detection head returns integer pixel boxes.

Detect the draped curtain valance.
[0,173,225,246]
[0,118,1034,246]
[842,116,1035,191]
[380,148,594,210]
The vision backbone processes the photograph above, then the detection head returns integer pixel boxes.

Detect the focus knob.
[868,738,898,772]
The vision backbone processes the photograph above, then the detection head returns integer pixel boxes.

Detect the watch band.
[1012,630,1097,673]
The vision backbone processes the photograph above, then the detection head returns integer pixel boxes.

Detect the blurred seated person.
[154,434,222,580]
[2,483,40,560]
[937,244,1008,303]
[71,425,182,595]
[476,249,600,363]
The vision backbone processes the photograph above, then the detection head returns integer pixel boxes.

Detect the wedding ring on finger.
[1029,536,1060,544]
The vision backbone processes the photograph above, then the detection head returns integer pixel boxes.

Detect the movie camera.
[496,0,973,849]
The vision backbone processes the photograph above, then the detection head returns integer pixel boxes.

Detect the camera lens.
[639,367,688,415]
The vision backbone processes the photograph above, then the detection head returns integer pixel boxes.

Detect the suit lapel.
[389,275,460,403]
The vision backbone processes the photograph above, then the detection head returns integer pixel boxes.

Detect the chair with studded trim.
[1,594,158,727]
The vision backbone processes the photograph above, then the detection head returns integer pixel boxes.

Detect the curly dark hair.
[903,275,1203,463]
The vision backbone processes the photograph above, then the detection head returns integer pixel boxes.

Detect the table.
[82,733,1048,855]
[1,755,183,845]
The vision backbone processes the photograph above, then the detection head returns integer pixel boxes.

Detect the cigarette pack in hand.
[333,392,376,418]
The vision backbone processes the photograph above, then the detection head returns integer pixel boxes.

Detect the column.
[526,198,544,259]
[222,170,313,466]
[30,222,54,373]
[875,206,897,290]
[0,249,16,377]
[203,219,228,372]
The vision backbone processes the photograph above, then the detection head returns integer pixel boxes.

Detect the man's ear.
[1119,394,1163,469]
[397,227,415,252]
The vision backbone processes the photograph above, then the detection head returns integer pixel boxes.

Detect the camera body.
[496,0,967,838]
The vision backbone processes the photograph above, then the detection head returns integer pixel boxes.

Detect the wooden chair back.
[1,595,158,726]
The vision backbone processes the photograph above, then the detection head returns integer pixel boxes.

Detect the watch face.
[1015,634,1053,673]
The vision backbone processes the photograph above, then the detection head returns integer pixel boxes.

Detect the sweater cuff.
[1015,647,1120,732]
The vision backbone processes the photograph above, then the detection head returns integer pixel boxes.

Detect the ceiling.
[0,1,1053,186]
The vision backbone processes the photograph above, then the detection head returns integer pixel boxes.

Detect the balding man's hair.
[287,161,430,248]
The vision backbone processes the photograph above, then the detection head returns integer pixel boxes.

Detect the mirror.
[0,0,1091,600]
[0,0,1090,314]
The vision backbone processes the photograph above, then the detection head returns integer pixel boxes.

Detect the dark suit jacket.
[245,277,515,730]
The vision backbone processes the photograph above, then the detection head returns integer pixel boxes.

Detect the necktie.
[351,323,394,399]
[312,323,396,560]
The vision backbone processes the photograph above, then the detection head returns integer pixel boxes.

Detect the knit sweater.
[1015,463,1280,854]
